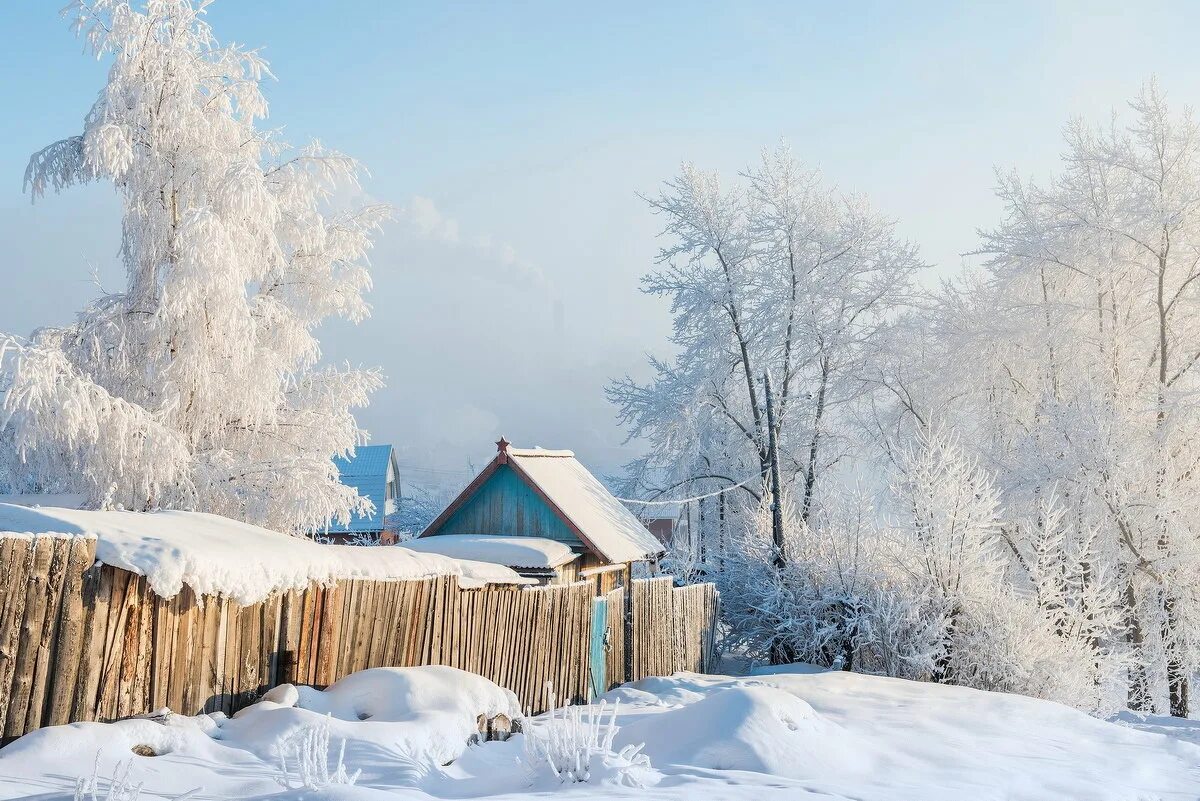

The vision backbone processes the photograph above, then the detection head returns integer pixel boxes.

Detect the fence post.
[623,577,634,683]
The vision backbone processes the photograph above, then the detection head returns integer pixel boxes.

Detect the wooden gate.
[589,596,608,700]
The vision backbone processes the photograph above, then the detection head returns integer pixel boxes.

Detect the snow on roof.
[507,447,664,563]
[400,534,579,569]
[0,503,532,605]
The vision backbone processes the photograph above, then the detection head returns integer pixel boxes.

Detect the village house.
[319,444,401,544]
[403,438,664,592]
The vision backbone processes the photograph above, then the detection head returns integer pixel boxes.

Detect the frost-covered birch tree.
[609,146,922,567]
[0,0,387,533]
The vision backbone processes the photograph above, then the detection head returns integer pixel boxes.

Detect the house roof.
[420,441,664,564]
[326,444,396,534]
[333,444,394,478]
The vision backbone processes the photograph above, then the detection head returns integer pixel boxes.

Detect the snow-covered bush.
[714,428,1132,714]
[522,693,654,788]
[274,714,361,790]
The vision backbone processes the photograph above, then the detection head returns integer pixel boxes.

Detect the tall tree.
[0,0,387,533]
[609,146,921,553]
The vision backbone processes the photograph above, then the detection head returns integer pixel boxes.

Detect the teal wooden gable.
[427,463,584,548]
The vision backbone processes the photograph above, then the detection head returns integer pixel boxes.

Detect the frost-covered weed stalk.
[74,755,201,801]
[0,0,387,533]
[275,714,361,790]
[522,694,651,787]
[75,758,143,801]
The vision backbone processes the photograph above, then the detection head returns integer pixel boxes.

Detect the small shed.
[417,439,664,590]
[320,444,400,543]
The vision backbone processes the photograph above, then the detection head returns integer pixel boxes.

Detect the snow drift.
[2,664,1198,800]
[615,684,860,778]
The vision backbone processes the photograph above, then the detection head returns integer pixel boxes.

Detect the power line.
[613,473,762,506]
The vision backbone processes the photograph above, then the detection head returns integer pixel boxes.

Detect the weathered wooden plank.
[315,582,343,686]
[0,537,34,734]
[113,575,146,719]
[7,537,57,736]
[26,536,72,731]
[45,536,96,726]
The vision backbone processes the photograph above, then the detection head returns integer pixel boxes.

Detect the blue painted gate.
[589,596,608,699]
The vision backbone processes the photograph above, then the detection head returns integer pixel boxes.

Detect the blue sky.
[2,1,1199,484]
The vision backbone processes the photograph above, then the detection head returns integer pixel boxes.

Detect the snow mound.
[287,665,520,727]
[0,666,521,799]
[222,666,522,765]
[616,684,858,778]
[0,504,532,604]
[403,534,579,568]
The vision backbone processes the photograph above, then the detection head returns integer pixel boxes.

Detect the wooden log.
[7,537,57,737]
[337,579,360,679]
[199,593,223,713]
[45,536,96,726]
[112,575,146,719]
[150,591,177,711]
[70,564,112,722]
[315,582,343,687]
[25,537,72,732]
[134,577,155,715]
[278,589,303,685]
[264,593,283,693]
[0,537,34,734]
[176,587,202,714]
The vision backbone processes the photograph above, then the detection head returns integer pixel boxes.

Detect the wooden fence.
[0,534,719,740]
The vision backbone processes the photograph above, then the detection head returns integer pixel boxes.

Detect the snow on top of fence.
[401,534,579,568]
[0,503,533,604]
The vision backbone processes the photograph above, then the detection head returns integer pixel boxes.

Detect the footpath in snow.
[1,663,1198,800]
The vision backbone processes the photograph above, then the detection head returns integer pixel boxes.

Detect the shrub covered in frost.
[274,714,361,790]
[521,693,655,788]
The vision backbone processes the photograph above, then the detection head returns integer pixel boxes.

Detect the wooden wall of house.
[427,464,583,547]
[0,534,720,740]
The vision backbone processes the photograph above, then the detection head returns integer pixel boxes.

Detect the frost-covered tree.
[0,0,387,533]
[609,146,922,569]
[919,80,1200,716]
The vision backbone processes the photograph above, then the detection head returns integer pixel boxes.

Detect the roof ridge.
[508,447,575,458]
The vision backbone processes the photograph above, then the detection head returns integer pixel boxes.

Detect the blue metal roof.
[325,445,394,534]
[333,444,394,478]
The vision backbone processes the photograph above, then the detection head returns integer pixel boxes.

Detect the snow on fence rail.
[0,535,719,740]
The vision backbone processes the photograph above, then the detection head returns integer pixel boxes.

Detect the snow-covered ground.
[1,664,1197,800]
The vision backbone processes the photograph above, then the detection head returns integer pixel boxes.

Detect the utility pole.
[763,371,786,569]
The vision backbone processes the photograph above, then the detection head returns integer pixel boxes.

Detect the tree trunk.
[764,372,792,666]
[1125,580,1150,712]
[800,356,829,525]
[1165,591,1189,717]
[764,372,786,568]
